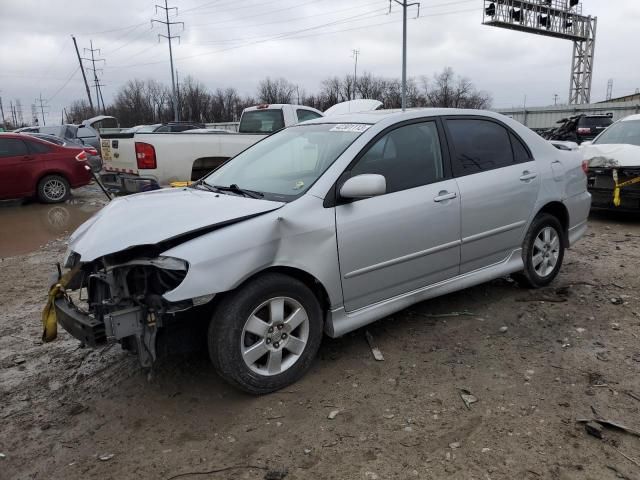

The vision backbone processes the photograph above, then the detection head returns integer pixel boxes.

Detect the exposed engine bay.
[55,250,195,367]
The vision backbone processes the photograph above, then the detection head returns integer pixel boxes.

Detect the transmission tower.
[606,78,613,101]
[0,95,6,129]
[83,41,106,114]
[152,0,184,121]
[15,100,23,126]
[35,93,49,125]
[483,0,597,105]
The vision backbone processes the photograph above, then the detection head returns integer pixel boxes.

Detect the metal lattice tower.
[482,0,597,105]
[606,78,613,101]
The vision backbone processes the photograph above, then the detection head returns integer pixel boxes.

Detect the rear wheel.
[37,175,69,203]
[514,213,565,288]
[208,273,323,394]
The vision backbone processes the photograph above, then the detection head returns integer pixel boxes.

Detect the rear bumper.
[100,171,160,194]
[55,297,106,347]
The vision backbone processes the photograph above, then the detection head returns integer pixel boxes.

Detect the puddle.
[0,199,103,257]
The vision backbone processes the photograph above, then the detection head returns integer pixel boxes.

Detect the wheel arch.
[36,170,70,188]
[535,201,570,247]
[223,265,332,316]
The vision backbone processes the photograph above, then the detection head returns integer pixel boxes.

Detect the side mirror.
[340,174,386,199]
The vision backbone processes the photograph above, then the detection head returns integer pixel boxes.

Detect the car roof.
[302,108,512,125]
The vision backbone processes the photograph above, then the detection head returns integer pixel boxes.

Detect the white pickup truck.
[99,104,323,193]
[99,101,382,193]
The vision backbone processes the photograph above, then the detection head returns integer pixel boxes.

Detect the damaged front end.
[55,249,197,367]
[587,166,640,211]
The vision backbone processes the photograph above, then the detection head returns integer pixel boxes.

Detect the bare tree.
[424,67,492,109]
[257,77,296,104]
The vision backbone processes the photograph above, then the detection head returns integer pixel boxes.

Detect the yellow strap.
[612,170,640,208]
[41,265,81,343]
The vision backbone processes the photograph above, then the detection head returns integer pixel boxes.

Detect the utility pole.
[10,100,16,127]
[0,96,6,129]
[553,94,559,106]
[153,0,184,122]
[176,69,180,119]
[83,41,106,114]
[390,0,420,111]
[72,35,95,114]
[36,93,49,125]
[351,49,360,101]
[15,100,23,126]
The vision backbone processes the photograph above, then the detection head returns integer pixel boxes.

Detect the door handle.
[22,155,35,161]
[519,171,537,181]
[433,191,457,203]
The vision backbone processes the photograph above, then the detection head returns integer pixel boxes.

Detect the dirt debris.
[1,195,640,479]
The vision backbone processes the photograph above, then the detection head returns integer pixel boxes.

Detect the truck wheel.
[208,273,323,394]
[514,213,565,289]
[37,175,70,203]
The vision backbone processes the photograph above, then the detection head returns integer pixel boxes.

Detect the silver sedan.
[56,109,591,394]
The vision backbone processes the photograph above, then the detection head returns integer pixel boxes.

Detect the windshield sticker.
[330,124,371,133]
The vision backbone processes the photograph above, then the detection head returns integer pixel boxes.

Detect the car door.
[443,117,540,274]
[0,137,34,199]
[335,120,461,312]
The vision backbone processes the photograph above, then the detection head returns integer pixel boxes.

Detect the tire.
[208,273,323,394]
[513,213,565,289]
[37,175,70,203]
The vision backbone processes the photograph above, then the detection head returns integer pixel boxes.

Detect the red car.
[0,133,93,203]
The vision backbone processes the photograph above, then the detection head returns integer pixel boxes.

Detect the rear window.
[579,116,613,128]
[239,110,285,134]
[26,140,51,153]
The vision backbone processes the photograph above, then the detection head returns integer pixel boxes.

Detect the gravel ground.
[1,190,639,480]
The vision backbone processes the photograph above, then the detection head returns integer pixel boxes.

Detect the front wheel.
[513,213,565,288]
[208,273,323,394]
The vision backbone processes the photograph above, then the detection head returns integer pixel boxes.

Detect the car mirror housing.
[340,174,386,199]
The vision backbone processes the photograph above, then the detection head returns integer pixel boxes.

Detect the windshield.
[239,110,285,134]
[203,123,369,201]
[593,120,640,147]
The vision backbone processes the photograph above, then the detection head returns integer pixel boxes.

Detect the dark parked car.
[0,133,92,203]
[21,132,103,172]
[542,114,613,144]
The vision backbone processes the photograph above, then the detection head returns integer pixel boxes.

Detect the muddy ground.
[1,188,639,480]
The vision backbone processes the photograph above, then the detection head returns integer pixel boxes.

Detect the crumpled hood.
[581,143,640,168]
[69,188,284,262]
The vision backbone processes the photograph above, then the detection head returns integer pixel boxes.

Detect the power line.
[152,0,184,121]
[47,66,81,102]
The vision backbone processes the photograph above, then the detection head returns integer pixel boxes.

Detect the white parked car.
[581,114,640,211]
[54,108,590,394]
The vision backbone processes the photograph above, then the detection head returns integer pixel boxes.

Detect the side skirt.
[325,249,523,338]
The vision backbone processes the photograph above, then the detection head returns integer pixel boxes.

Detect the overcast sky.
[1,0,638,124]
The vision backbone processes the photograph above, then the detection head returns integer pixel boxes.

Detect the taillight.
[577,127,591,135]
[75,151,87,162]
[85,147,98,156]
[581,160,589,174]
[135,142,157,169]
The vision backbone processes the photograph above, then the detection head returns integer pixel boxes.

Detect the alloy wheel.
[532,226,560,277]
[240,296,309,376]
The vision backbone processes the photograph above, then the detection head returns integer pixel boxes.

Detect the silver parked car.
[53,109,591,393]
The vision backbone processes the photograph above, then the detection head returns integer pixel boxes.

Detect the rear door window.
[445,118,516,177]
[578,116,613,128]
[0,138,28,158]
